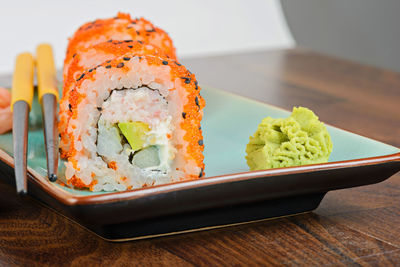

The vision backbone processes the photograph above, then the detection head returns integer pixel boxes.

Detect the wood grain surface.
[1,48,399,266]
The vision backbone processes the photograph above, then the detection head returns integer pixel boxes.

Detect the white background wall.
[0,0,294,73]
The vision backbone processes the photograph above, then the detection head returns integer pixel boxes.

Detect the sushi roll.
[60,17,205,191]
[64,12,177,83]
[64,40,167,89]
[60,40,169,138]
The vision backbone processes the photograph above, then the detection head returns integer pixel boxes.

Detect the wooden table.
[0,48,399,266]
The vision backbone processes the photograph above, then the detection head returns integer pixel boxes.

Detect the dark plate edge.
[0,149,399,206]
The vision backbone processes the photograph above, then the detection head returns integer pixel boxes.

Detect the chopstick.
[11,52,34,195]
[36,44,59,182]
[10,44,59,195]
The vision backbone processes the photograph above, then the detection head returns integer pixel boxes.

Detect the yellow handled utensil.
[11,52,34,195]
[36,44,59,101]
[36,43,59,182]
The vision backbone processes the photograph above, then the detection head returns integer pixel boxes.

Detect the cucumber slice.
[133,146,160,169]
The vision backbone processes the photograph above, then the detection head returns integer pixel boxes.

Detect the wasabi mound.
[246,107,333,170]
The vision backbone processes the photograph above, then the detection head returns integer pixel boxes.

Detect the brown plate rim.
[0,148,399,206]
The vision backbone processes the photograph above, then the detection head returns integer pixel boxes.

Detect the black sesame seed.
[138,40,143,44]
[124,39,133,43]
[199,168,204,178]
[162,61,168,65]
[182,112,187,119]
[198,139,203,146]
[199,126,202,130]
[117,62,124,68]
[106,60,111,63]
[107,39,113,42]
[76,73,85,81]
[174,62,182,66]
[136,31,140,35]
[180,77,191,84]
[128,45,133,48]
[97,107,102,111]
[128,152,134,163]
[195,96,200,107]
[72,53,77,58]
[68,104,72,111]
[88,68,94,72]
[106,65,112,69]
[131,21,137,24]
[139,56,142,59]
[123,57,131,61]
[59,134,61,138]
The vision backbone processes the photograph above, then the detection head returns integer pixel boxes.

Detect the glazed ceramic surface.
[0,87,399,240]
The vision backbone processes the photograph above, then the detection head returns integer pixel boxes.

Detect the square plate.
[0,87,399,241]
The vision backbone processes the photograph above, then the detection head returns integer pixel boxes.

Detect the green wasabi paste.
[246,107,333,170]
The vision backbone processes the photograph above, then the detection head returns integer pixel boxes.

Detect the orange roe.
[108,161,118,170]
[68,175,97,189]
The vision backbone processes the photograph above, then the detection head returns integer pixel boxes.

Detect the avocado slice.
[118,121,150,151]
